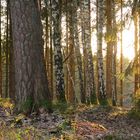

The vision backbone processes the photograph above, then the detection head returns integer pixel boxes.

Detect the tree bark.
[97,0,107,105]
[10,0,51,112]
[80,0,97,104]
[106,0,113,99]
[0,0,2,97]
[51,0,66,102]
[71,0,85,103]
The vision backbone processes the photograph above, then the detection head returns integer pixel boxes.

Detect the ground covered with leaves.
[0,99,140,140]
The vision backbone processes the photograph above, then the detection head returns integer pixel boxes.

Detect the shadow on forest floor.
[0,100,140,140]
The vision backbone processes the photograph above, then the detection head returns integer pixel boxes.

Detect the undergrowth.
[128,92,140,120]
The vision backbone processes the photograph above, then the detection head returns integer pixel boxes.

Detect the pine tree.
[0,0,2,97]
[10,0,51,112]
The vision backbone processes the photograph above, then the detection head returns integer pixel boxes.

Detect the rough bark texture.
[66,1,75,104]
[112,0,117,106]
[80,0,97,104]
[71,0,85,103]
[49,0,54,95]
[0,0,2,97]
[106,0,113,99]
[134,14,138,94]
[97,0,107,104]
[10,0,51,112]
[51,0,66,102]
[120,0,123,106]
[5,0,9,98]
[9,7,15,100]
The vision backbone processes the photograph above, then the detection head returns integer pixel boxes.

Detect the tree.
[5,0,9,98]
[134,12,138,94]
[106,0,117,105]
[9,0,15,100]
[51,0,66,102]
[120,0,123,106]
[66,0,75,104]
[0,0,2,97]
[72,0,85,103]
[10,0,51,112]
[96,0,107,105]
[112,0,117,106]
[80,0,97,104]
[106,0,113,99]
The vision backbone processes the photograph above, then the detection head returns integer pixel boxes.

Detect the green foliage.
[124,60,135,77]
[134,92,140,110]
[116,72,125,80]
[98,98,108,106]
[38,100,52,110]
[58,120,71,131]
[52,102,68,113]
[128,109,140,120]
[90,93,98,105]
[129,91,140,120]
[104,135,121,140]
[21,98,33,113]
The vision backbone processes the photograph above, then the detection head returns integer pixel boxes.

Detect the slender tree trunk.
[134,13,138,94]
[138,6,140,90]
[5,0,9,98]
[10,0,51,112]
[96,0,107,105]
[65,0,69,101]
[71,0,85,103]
[66,0,75,104]
[49,0,53,95]
[9,3,15,100]
[112,0,117,106]
[44,2,50,86]
[51,0,66,102]
[106,0,113,99]
[120,0,123,106]
[0,0,2,97]
[80,0,97,104]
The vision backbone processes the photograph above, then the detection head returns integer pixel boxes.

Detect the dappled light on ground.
[0,101,140,139]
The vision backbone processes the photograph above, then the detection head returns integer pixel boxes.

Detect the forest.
[0,0,140,139]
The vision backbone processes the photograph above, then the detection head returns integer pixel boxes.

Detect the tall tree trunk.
[51,0,66,102]
[134,13,138,94]
[65,0,69,101]
[71,0,85,103]
[9,3,15,100]
[0,0,2,97]
[106,0,113,99]
[5,0,9,98]
[112,0,117,106]
[44,1,50,91]
[96,0,107,105]
[138,3,140,91]
[48,0,53,95]
[120,0,123,106]
[10,0,51,112]
[66,0,75,104]
[80,0,97,104]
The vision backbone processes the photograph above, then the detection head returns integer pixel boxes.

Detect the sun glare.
[91,22,135,61]
[123,24,135,60]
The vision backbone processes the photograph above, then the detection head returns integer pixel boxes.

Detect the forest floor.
[0,100,140,140]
